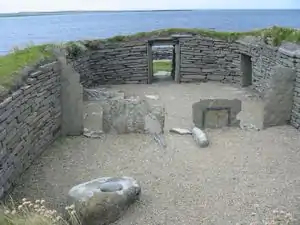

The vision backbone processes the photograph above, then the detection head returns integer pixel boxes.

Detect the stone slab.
[56,50,83,136]
[102,97,165,134]
[263,66,296,128]
[192,99,242,129]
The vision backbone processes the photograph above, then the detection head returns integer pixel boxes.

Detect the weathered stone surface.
[263,66,296,128]
[102,97,165,134]
[69,41,148,87]
[68,176,141,225]
[192,127,209,148]
[169,128,192,135]
[192,99,241,129]
[83,102,104,134]
[56,51,83,136]
[0,60,61,199]
[83,88,125,101]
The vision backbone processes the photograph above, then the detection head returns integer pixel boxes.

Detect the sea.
[0,9,300,55]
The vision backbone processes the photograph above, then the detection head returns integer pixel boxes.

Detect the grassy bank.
[0,45,51,88]
[1,26,300,90]
[153,60,172,73]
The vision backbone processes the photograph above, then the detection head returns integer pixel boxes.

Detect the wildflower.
[11,210,16,215]
[4,210,10,215]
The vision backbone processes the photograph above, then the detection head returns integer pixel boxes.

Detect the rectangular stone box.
[192,99,241,129]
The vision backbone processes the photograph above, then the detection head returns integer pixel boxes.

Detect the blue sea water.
[0,9,300,55]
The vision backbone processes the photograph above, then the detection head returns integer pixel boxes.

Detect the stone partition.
[179,36,241,83]
[0,60,62,198]
[72,41,148,87]
[235,38,300,130]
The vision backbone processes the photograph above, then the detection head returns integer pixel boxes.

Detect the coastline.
[1,9,300,18]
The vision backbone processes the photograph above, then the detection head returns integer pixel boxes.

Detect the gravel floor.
[9,81,300,225]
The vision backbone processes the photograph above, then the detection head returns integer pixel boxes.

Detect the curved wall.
[1,33,300,199]
[71,41,148,87]
[0,60,62,198]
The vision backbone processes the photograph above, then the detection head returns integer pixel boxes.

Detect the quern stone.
[192,99,242,129]
[68,176,141,225]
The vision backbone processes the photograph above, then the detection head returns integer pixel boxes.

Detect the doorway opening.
[147,38,180,84]
[240,54,253,87]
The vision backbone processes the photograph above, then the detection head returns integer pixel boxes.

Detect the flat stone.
[263,66,296,128]
[145,94,159,100]
[83,128,103,139]
[83,88,125,101]
[99,182,123,192]
[68,176,141,225]
[278,42,300,58]
[192,99,242,129]
[169,128,192,135]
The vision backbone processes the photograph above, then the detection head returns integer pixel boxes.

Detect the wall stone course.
[0,59,62,199]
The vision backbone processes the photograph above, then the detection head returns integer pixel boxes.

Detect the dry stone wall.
[72,41,148,87]
[235,38,300,130]
[0,60,62,198]
[179,36,241,83]
[69,35,300,130]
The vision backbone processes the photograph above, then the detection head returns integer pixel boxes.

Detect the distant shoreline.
[1,9,300,18]
[1,10,193,18]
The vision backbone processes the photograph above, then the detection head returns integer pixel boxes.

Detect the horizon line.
[1,8,300,14]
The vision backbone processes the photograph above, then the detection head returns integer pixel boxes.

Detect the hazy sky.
[0,0,299,13]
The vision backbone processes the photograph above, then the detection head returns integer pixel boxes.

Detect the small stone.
[169,128,192,135]
[83,129,103,139]
[145,95,159,100]
[192,127,209,148]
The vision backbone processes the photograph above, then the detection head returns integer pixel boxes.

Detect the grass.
[153,60,172,73]
[0,197,81,225]
[0,197,295,225]
[1,26,300,90]
[0,45,52,88]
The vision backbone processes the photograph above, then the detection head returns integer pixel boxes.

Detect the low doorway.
[240,53,253,87]
[147,38,180,84]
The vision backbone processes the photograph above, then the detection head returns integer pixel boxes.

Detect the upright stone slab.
[84,102,104,133]
[55,49,83,136]
[192,99,242,129]
[263,66,296,128]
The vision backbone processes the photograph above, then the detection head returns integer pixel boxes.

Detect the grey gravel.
[9,82,300,225]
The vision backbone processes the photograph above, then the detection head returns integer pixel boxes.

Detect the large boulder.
[68,176,141,225]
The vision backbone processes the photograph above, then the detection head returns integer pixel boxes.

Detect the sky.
[0,0,299,13]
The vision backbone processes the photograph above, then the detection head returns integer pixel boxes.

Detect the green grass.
[0,45,52,88]
[1,26,300,91]
[153,60,172,73]
[81,26,300,48]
